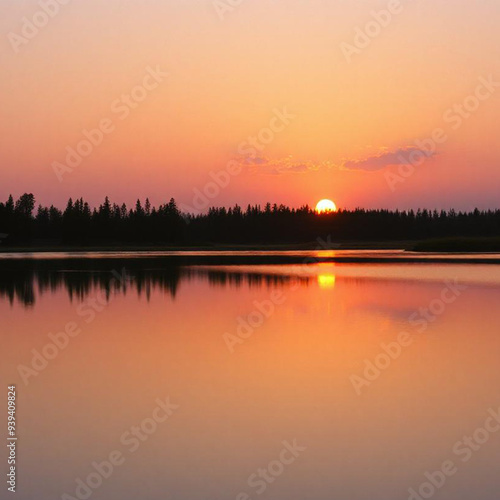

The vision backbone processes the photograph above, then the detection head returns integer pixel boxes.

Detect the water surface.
[1,253,499,500]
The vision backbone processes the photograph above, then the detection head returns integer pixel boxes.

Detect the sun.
[315,199,337,214]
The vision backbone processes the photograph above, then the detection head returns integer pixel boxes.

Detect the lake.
[1,252,500,500]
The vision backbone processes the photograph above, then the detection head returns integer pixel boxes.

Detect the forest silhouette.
[1,193,500,246]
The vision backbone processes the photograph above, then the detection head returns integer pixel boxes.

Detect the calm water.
[1,253,500,500]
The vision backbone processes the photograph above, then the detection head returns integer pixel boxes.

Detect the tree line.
[1,193,500,245]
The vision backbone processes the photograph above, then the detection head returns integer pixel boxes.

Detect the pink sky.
[1,0,500,211]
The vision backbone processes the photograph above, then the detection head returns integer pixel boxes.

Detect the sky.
[1,0,500,212]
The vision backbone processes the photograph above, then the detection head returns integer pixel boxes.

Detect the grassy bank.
[0,240,415,253]
[413,237,500,252]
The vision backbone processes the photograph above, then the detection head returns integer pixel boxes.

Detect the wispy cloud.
[244,147,438,176]
[342,147,437,172]
[246,157,334,175]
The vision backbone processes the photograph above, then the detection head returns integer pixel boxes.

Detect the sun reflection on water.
[317,273,336,289]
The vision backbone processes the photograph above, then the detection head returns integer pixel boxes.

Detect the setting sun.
[315,199,337,214]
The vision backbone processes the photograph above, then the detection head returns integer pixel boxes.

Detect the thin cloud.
[343,147,437,172]
[247,157,334,175]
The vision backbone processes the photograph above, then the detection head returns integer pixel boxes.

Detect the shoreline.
[0,241,414,253]
[3,236,500,255]
[1,251,500,266]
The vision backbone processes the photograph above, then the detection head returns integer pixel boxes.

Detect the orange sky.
[1,0,500,211]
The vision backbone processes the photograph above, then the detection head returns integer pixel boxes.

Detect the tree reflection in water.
[0,259,311,307]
